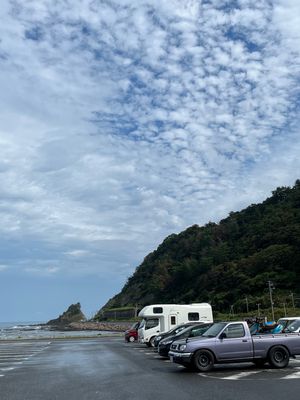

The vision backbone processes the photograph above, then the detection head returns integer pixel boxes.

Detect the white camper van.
[138,303,213,347]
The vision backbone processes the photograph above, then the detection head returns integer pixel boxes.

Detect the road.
[0,337,299,400]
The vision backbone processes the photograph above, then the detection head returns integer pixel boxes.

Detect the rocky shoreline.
[43,303,134,332]
[45,321,132,332]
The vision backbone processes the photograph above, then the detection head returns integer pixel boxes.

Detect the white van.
[138,303,213,347]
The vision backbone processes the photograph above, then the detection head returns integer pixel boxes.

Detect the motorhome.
[138,303,213,347]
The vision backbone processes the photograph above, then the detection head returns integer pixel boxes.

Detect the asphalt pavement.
[0,337,299,400]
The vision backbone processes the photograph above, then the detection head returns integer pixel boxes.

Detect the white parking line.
[197,367,300,380]
[128,343,300,380]
[222,370,262,380]
[0,354,30,362]
[281,367,300,379]
[0,353,31,357]
[0,361,24,365]
[0,342,51,378]
[281,371,300,379]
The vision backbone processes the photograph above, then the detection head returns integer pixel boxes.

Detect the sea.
[0,321,119,340]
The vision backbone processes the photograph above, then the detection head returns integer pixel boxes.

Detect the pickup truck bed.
[168,321,300,372]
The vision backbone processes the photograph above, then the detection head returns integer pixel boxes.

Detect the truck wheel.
[146,341,152,347]
[268,346,289,368]
[129,336,135,343]
[193,350,214,372]
[149,336,156,347]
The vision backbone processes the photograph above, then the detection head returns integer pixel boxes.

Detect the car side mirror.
[219,332,227,340]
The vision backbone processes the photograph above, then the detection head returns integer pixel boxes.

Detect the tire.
[253,359,266,368]
[129,336,135,343]
[146,341,152,347]
[268,346,289,368]
[149,336,156,347]
[193,350,214,372]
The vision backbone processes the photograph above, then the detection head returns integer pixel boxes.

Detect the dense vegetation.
[98,181,300,317]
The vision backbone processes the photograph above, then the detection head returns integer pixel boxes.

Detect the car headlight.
[179,344,187,351]
[156,336,162,341]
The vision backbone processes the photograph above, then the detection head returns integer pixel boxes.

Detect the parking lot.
[131,341,300,380]
[0,337,299,400]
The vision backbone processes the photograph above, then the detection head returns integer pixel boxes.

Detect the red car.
[125,322,140,342]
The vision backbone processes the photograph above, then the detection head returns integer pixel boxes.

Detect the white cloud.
[25,266,60,276]
[65,250,90,258]
[0,0,299,290]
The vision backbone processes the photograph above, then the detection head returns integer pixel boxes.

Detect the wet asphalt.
[0,337,299,400]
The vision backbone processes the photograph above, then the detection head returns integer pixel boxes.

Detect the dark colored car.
[153,323,198,348]
[158,323,213,357]
[125,322,140,342]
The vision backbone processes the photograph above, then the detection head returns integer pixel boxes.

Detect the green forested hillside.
[99,181,300,315]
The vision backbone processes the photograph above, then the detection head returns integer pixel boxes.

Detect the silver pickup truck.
[168,321,300,372]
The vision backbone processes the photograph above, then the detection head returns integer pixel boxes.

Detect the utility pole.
[267,281,275,321]
[257,303,261,317]
[245,297,249,313]
[282,303,287,317]
[289,292,295,310]
[229,305,234,319]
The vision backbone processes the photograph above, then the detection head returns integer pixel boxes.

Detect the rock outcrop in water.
[45,303,132,332]
[46,302,86,327]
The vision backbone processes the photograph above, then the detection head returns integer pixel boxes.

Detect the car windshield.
[165,325,186,335]
[285,319,300,332]
[174,326,193,338]
[201,323,227,337]
[174,325,188,334]
[189,324,212,337]
[278,319,294,329]
[175,324,207,338]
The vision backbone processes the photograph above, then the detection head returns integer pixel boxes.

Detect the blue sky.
[0,0,299,321]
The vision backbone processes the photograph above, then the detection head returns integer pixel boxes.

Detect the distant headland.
[46,303,131,332]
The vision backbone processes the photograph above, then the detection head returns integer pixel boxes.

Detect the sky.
[0,0,299,322]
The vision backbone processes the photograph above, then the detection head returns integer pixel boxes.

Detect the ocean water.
[0,321,119,340]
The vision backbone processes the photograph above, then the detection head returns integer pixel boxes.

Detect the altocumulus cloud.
[0,0,299,287]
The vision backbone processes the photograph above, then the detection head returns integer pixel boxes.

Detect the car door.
[216,323,252,360]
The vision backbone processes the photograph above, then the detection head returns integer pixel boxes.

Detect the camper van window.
[188,312,199,321]
[153,307,163,313]
[145,318,159,330]
[171,316,176,325]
